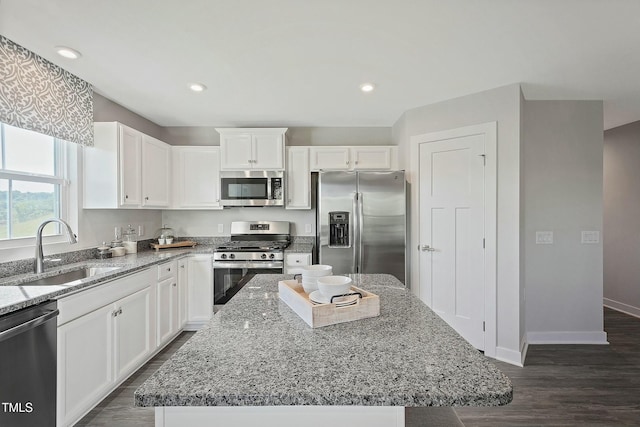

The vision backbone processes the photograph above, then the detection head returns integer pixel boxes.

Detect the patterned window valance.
[0,35,93,146]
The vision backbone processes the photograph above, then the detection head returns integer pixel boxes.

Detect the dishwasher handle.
[0,309,59,343]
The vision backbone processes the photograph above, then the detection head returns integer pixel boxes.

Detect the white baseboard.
[604,298,640,319]
[526,331,608,345]
[520,336,529,366]
[495,346,523,367]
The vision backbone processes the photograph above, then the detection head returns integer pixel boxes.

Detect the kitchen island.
[135,274,512,427]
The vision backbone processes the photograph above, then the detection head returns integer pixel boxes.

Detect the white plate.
[309,290,359,306]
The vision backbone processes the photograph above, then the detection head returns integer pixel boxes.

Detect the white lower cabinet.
[114,288,152,380]
[186,254,213,330]
[156,261,180,347]
[178,259,188,328]
[57,269,154,427]
[56,256,200,426]
[57,304,113,427]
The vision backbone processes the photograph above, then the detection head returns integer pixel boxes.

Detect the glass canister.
[123,224,137,254]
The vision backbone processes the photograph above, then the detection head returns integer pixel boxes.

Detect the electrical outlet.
[535,231,553,244]
[138,225,144,237]
[218,224,224,233]
[305,224,312,234]
[581,231,600,244]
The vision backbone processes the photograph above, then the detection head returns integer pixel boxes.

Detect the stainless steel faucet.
[34,219,78,274]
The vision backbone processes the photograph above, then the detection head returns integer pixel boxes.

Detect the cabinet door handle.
[145,196,149,201]
[167,267,171,272]
[180,265,185,269]
[172,283,177,287]
[125,195,129,199]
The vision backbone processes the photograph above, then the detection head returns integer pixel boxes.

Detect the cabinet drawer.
[58,268,153,326]
[157,260,178,280]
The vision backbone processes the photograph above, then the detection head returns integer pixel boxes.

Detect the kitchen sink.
[19,266,123,286]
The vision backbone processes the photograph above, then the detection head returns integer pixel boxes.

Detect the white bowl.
[317,276,352,298]
[301,280,318,294]
[301,265,333,277]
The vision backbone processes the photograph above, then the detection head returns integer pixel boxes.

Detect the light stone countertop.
[0,246,215,316]
[134,273,513,408]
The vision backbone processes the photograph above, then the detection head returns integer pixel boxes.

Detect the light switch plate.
[217,224,224,233]
[305,224,312,234]
[581,231,600,244]
[138,225,144,237]
[535,231,553,244]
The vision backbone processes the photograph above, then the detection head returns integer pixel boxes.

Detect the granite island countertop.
[135,273,512,408]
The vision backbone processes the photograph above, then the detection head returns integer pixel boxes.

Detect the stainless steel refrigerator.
[316,170,406,283]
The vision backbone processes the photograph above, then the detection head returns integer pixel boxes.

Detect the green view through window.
[0,123,66,240]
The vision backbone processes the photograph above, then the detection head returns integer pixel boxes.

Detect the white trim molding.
[526,331,609,345]
[604,298,640,319]
[495,346,524,367]
[409,122,499,359]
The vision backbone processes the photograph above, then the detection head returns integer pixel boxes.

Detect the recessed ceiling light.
[189,83,207,92]
[360,83,375,93]
[55,46,81,59]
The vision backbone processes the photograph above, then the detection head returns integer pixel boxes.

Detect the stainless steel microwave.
[220,171,284,207]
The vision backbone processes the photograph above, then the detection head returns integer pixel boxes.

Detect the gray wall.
[93,93,165,141]
[393,83,523,364]
[603,120,640,316]
[523,100,606,343]
[162,126,392,147]
[79,93,164,250]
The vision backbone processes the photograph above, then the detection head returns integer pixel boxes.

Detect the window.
[0,123,68,240]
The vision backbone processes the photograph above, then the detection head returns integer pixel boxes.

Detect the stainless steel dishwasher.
[0,300,58,427]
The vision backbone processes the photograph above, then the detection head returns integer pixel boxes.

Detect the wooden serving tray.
[278,279,380,328]
[150,240,197,251]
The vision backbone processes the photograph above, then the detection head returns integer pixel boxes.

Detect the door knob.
[419,245,436,252]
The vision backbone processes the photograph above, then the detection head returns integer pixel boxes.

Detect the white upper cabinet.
[172,146,222,209]
[309,147,350,170]
[309,146,397,171]
[84,122,171,209]
[286,147,310,209]
[217,128,286,170]
[351,146,395,169]
[141,135,171,207]
[118,126,142,206]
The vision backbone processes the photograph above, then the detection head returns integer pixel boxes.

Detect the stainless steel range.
[213,221,290,305]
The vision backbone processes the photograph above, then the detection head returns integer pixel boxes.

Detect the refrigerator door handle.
[358,192,364,273]
[352,192,358,274]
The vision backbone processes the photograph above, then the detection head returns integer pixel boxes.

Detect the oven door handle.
[212,261,284,269]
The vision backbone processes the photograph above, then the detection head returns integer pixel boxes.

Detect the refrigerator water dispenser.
[329,211,350,247]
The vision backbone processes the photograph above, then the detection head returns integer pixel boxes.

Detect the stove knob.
[261,254,267,259]
[220,254,227,259]
[269,253,275,259]
[229,254,235,259]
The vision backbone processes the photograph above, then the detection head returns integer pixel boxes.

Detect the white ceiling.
[1,0,640,130]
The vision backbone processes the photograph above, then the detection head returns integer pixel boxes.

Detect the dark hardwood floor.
[76,308,640,426]
[456,308,640,426]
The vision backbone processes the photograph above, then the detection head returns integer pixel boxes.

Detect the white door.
[417,132,487,350]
